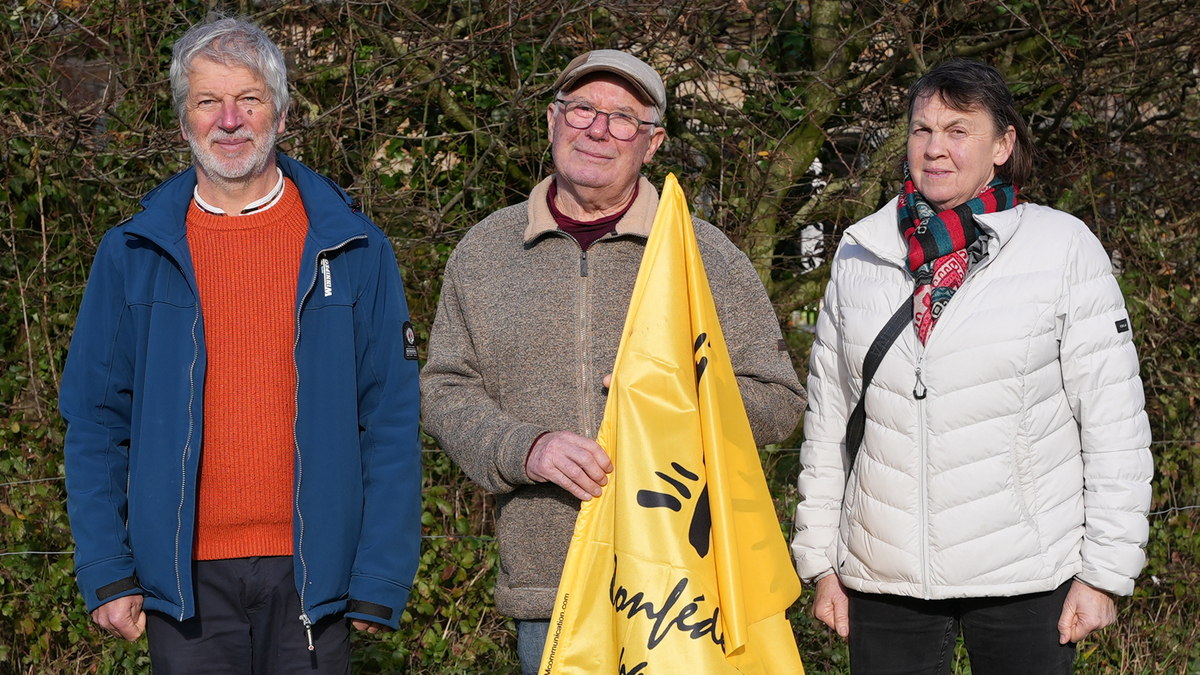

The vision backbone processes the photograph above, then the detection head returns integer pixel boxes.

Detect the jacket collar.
[844,195,1026,268]
[523,174,659,244]
[125,153,367,252]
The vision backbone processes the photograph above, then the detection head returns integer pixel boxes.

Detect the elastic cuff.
[96,575,140,602]
[347,598,394,622]
[1073,577,1116,598]
[77,556,139,612]
[499,424,550,486]
[1075,567,1135,597]
[347,575,410,630]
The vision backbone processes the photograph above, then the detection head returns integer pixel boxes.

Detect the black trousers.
[847,581,1076,675]
[145,557,351,675]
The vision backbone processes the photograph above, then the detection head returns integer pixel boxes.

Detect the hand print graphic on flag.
[636,462,711,558]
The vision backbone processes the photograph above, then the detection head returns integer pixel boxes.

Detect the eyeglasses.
[555,99,660,141]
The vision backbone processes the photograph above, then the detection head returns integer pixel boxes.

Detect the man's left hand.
[351,619,388,634]
[1057,579,1116,644]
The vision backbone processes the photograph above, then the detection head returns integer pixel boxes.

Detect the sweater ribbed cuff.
[501,424,551,487]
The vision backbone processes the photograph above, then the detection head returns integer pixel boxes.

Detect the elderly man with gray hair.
[60,17,421,673]
[421,49,807,674]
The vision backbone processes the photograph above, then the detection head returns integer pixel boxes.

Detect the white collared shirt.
[193,168,286,216]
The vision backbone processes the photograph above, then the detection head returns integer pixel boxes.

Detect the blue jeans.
[516,619,551,675]
[847,580,1076,675]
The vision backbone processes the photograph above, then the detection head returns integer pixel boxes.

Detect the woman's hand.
[813,573,850,638]
[1058,580,1116,644]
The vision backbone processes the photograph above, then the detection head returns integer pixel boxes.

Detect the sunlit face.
[181,57,284,183]
[546,73,666,199]
[907,94,1015,212]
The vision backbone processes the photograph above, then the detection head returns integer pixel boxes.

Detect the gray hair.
[170,18,289,124]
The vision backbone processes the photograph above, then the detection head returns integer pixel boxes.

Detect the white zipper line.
[174,303,201,620]
[292,235,365,636]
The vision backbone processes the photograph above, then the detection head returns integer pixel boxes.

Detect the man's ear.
[642,126,666,165]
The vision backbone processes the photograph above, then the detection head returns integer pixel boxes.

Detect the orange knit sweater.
[187,179,308,560]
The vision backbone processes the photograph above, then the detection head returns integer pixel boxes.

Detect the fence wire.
[3,439,1198,490]
[3,439,1198,554]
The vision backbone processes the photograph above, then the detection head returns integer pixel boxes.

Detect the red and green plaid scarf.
[898,163,1017,344]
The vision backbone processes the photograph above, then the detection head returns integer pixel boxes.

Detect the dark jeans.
[516,619,551,675]
[145,556,351,675]
[847,581,1076,675]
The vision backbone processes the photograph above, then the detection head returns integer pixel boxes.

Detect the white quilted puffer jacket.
[791,197,1153,598]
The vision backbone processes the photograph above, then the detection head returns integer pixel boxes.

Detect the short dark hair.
[907,59,1033,187]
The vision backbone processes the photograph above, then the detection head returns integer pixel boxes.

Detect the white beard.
[188,119,278,186]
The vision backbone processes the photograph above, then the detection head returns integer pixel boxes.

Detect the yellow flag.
[540,174,804,675]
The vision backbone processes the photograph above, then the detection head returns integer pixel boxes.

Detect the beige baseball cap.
[551,50,666,119]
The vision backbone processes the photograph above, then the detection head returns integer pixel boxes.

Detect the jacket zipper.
[915,350,929,597]
[293,235,366,644]
[911,234,997,598]
[301,614,314,651]
[122,231,200,622]
[173,303,201,620]
[579,248,590,437]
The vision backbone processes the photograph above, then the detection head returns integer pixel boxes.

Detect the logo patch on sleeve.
[403,321,418,360]
[1116,318,1130,334]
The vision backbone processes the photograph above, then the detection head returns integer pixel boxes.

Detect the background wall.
[2,0,1198,672]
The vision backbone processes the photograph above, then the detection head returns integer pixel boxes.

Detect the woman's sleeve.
[1059,225,1153,596]
[791,252,855,583]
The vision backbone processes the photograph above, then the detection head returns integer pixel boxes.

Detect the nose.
[585,113,610,139]
[924,131,947,158]
[218,98,243,131]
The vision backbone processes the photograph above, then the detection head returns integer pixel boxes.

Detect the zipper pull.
[580,250,589,277]
[914,366,927,400]
[301,614,315,651]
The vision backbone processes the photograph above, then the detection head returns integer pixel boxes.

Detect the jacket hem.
[494,585,560,620]
[142,595,188,622]
[839,564,1081,600]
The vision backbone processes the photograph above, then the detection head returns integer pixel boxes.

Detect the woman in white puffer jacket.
[790,59,1153,675]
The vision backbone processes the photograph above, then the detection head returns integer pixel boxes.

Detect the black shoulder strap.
[845,299,912,469]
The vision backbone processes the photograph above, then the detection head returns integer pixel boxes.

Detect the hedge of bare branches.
[2,1,1198,672]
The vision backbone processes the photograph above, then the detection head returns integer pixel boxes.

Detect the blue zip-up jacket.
[60,154,421,630]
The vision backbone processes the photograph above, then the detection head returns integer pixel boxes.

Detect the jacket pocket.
[127,256,196,308]
[1008,436,1037,531]
[838,465,861,571]
[303,254,356,310]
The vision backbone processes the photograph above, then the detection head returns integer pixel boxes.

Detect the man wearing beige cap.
[421,49,806,673]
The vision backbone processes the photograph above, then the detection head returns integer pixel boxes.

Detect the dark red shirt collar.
[547,179,639,252]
